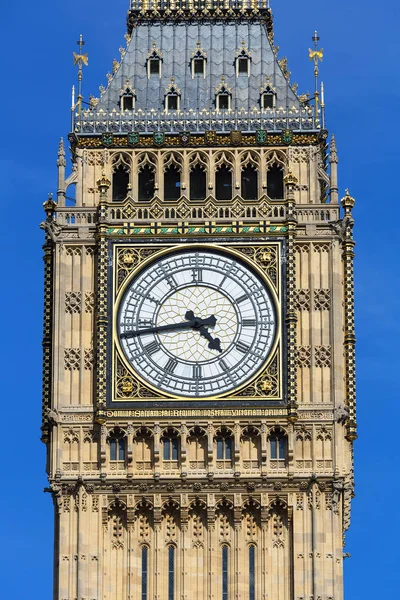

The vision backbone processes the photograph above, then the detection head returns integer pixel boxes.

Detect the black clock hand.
[198,325,222,353]
[121,314,216,338]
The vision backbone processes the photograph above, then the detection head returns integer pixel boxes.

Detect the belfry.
[41,2,357,599]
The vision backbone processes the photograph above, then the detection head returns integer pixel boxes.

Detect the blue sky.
[0,0,398,596]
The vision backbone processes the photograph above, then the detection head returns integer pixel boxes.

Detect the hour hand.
[198,325,222,353]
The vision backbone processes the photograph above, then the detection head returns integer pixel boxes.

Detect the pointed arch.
[111,153,131,202]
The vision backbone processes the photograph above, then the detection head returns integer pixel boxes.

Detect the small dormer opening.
[262,93,274,109]
[149,58,160,76]
[218,94,229,110]
[235,42,251,77]
[167,95,178,111]
[194,58,205,75]
[122,95,134,111]
[238,57,249,75]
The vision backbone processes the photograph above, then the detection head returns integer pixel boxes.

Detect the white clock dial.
[117,249,276,398]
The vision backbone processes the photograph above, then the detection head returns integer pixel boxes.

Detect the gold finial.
[341,189,355,211]
[197,40,201,48]
[97,170,111,193]
[72,34,88,122]
[308,31,324,122]
[284,170,298,186]
[43,192,57,217]
[112,58,120,74]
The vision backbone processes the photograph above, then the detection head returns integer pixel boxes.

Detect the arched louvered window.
[241,165,258,200]
[142,546,148,600]
[222,545,229,600]
[216,165,232,201]
[139,165,155,201]
[164,165,181,200]
[249,545,255,600]
[168,546,175,600]
[267,164,284,199]
[112,165,129,201]
[190,165,206,200]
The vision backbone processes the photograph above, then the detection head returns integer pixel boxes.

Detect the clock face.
[117,249,276,398]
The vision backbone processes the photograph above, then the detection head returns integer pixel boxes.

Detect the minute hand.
[121,315,216,338]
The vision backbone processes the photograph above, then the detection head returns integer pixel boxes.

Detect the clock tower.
[41,3,356,600]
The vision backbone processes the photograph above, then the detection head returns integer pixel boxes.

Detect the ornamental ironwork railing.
[75,106,319,135]
[129,0,270,11]
[54,203,338,227]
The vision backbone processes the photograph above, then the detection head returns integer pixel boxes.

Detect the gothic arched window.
[241,164,258,200]
[190,164,207,200]
[222,545,229,600]
[249,545,255,600]
[168,545,175,600]
[216,165,232,200]
[162,429,180,463]
[269,429,287,463]
[112,164,129,202]
[139,165,155,201]
[267,164,284,199]
[164,165,181,200]
[216,435,232,461]
[142,546,148,600]
[109,437,125,461]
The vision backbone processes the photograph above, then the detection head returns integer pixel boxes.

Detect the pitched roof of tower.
[76,1,318,134]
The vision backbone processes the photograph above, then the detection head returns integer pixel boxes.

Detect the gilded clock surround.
[109,242,283,405]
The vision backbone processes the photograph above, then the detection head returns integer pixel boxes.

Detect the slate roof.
[76,5,319,134]
[96,21,299,113]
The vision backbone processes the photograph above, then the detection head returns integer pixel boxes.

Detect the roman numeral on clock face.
[236,341,250,354]
[242,319,256,327]
[193,365,202,379]
[236,294,248,304]
[144,341,159,355]
[165,358,178,373]
[219,359,229,371]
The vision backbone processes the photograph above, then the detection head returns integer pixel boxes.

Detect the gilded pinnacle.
[43,192,57,216]
[97,170,111,192]
[284,170,298,186]
[341,189,355,210]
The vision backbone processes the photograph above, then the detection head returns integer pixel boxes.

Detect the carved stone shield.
[101,132,114,147]
[256,129,267,145]
[281,129,293,144]
[153,132,165,146]
[127,132,139,147]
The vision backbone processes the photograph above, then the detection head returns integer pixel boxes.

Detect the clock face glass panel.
[117,249,276,398]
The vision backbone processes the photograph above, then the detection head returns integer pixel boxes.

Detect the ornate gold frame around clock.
[108,241,284,405]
